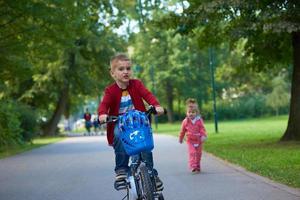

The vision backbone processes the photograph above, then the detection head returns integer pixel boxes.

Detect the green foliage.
[0,99,38,147]
[1,0,129,135]
[172,91,289,121]
[18,103,38,142]
[266,72,290,115]
[131,14,212,120]
[214,94,269,120]
[201,93,289,121]
[166,0,299,64]
[129,5,294,123]
[1,1,297,137]
[0,100,22,147]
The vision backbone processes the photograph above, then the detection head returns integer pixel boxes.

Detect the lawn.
[0,137,64,159]
[154,115,300,188]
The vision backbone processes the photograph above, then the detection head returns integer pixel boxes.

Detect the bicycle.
[101,106,165,200]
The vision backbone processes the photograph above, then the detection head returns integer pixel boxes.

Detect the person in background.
[83,108,92,136]
[92,112,99,135]
[179,98,208,173]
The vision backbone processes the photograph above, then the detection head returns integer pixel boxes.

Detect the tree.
[162,0,300,141]
[1,1,127,136]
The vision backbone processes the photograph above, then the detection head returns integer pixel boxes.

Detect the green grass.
[155,115,300,188]
[0,137,65,159]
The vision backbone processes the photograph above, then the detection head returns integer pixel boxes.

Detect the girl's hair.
[110,53,131,70]
[185,98,199,112]
[185,98,197,105]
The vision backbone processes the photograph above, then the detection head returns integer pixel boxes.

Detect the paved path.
[0,134,299,200]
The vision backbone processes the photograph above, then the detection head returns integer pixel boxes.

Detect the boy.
[98,53,164,190]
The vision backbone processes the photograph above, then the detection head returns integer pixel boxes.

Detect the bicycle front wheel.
[139,165,154,200]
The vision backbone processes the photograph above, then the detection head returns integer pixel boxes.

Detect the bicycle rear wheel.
[139,165,154,200]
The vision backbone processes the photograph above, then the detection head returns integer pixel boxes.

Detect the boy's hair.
[186,98,199,112]
[110,53,131,71]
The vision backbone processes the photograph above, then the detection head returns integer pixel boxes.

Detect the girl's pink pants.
[187,142,202,170]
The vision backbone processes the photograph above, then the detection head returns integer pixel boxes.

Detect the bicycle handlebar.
[99,105,167,125]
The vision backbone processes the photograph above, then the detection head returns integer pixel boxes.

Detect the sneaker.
[114,171,127,190]
[154,176,164,191]
[192,168,200,174]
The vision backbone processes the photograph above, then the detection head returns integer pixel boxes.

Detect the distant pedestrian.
[83,109,92,136]
[179,98,207,173]
[92,113,100,135]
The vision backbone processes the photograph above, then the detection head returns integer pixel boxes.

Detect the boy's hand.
[155,106,164,115]
[179,139,183,144]
[99,114,107,123]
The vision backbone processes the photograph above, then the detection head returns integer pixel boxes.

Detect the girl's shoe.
[192,168,200,174]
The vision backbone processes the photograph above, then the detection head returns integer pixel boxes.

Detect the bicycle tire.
[139,165,154,200]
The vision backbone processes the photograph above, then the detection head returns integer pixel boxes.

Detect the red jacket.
[98,79,160,145]
[83,113,91,121]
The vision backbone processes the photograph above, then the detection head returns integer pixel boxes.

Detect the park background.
[0,0,299,188]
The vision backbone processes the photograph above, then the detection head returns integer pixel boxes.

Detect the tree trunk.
[42,52,75,136]
[178,98,181,114]
[42,84,69,136]
[166,80,174,123]
[281,32,300,141]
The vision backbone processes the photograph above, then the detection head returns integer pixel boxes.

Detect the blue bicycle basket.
[118,110,154,156]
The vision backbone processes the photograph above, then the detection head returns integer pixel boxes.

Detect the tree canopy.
[1,0,299,146]
[157,0,300,140]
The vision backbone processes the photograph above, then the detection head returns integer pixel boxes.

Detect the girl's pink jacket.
[179,117,207,144]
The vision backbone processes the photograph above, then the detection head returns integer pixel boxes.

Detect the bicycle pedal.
[114,180,127,191]
[156,185,164,191]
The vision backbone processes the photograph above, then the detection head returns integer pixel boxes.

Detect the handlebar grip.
[99,116,118,125]
[147,105,167,115]
[151,106,157,115]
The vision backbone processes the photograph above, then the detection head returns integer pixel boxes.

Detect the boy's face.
[186,107,197,120]
[110,60,132,86]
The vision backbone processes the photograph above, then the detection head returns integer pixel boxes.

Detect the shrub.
[201,93,285,120]
[0,100,22,147]
[18,104,38,142]
[0,100,38,148]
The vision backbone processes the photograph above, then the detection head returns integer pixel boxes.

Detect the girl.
[179,98,207,173]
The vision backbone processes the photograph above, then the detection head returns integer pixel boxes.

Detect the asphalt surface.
[0,134,299,200]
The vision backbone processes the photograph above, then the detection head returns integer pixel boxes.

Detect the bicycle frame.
[100,106,165,200]
[123,154,163,200]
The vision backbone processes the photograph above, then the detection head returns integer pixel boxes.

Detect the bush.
[201,94,285,121]
[0,100,23,147]
[18,103,38,142]
[0,100,38,148]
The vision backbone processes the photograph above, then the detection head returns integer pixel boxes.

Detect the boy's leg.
[141,151,164,191]
[140,152,154,172]
[113,126,129,189]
